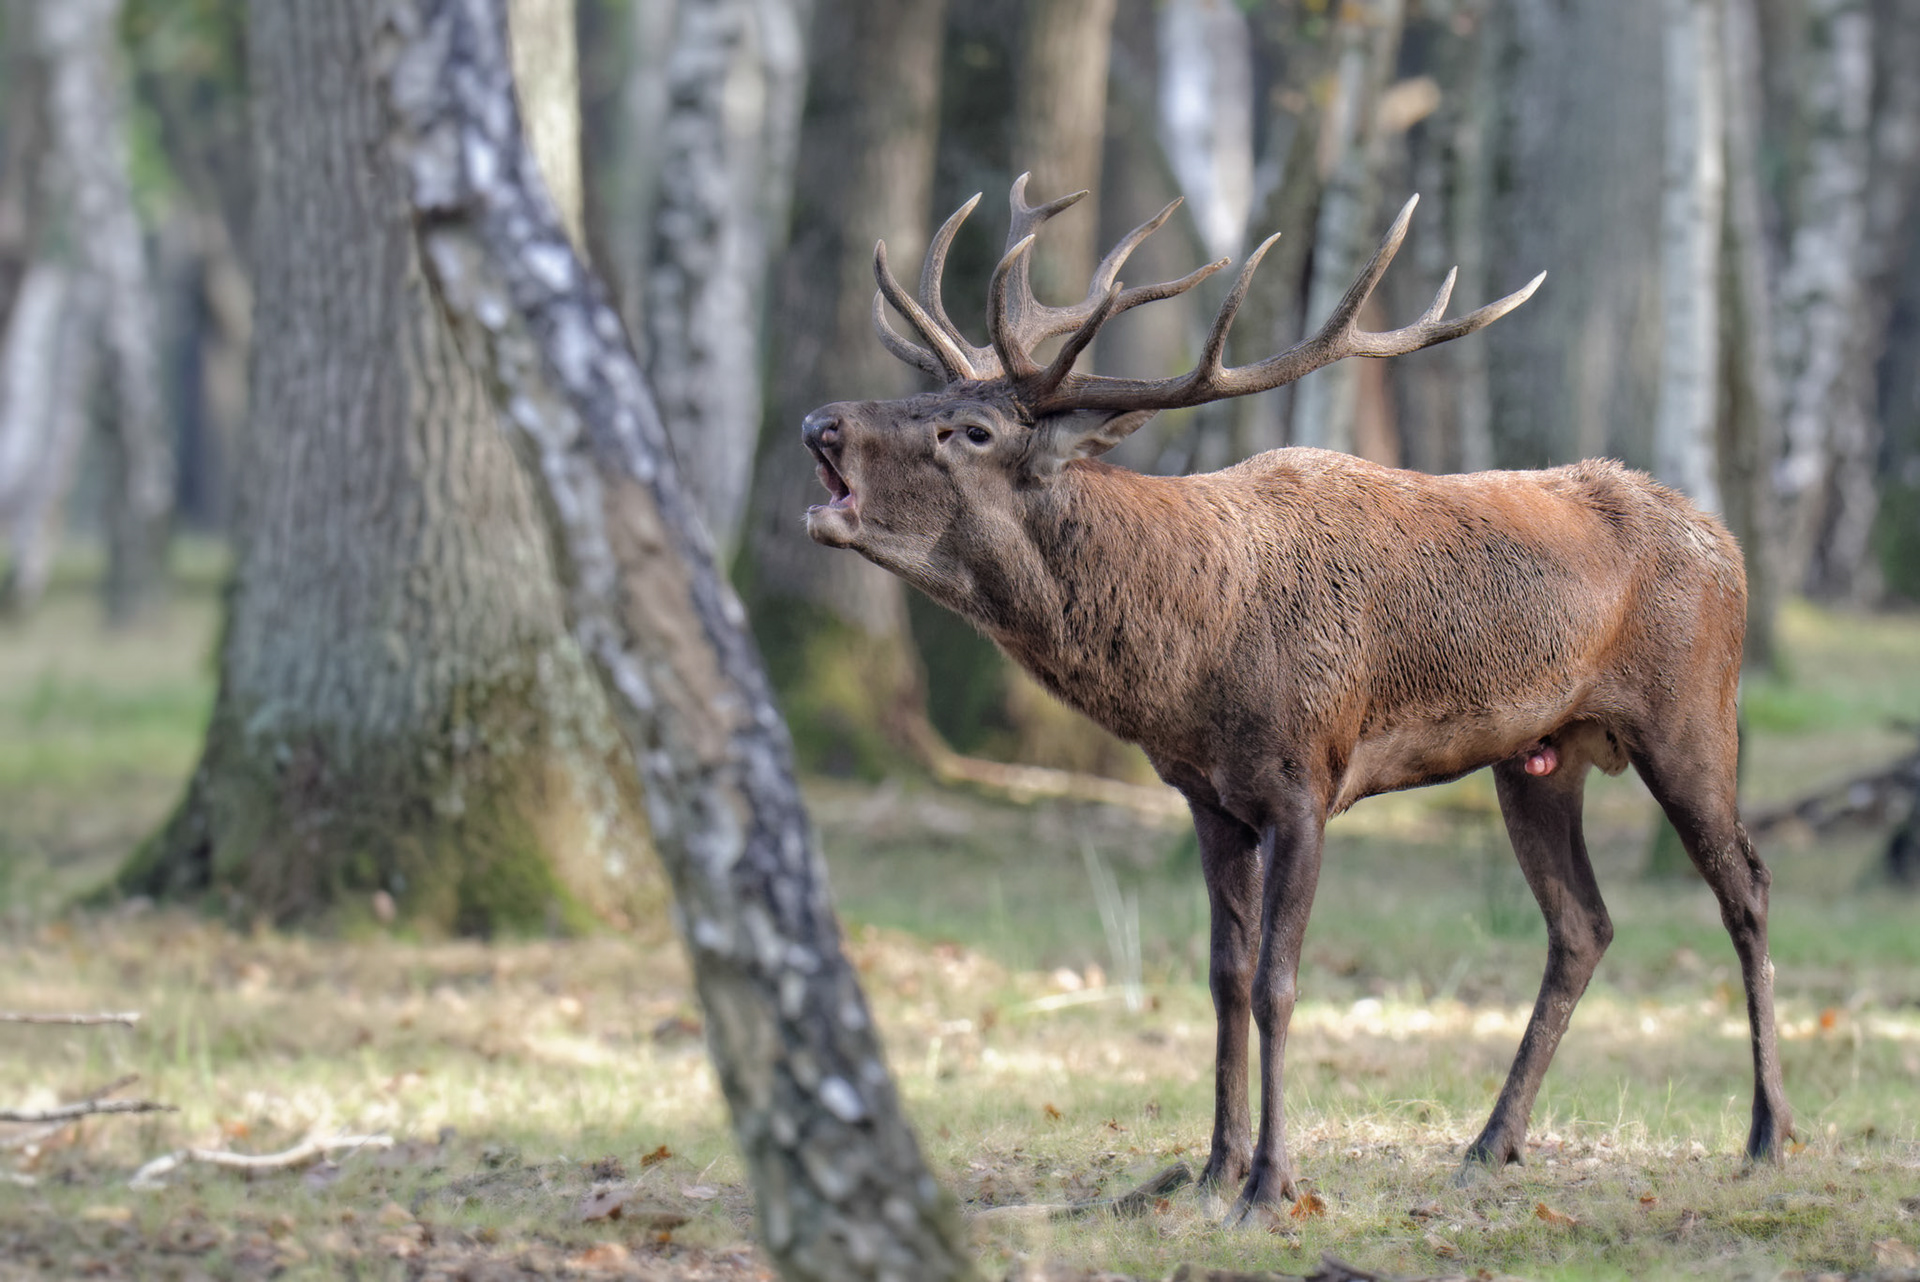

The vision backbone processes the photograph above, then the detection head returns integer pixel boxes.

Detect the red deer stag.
[801,178,1789,1220]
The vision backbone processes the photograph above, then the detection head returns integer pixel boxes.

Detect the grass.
[3,564,1920,1279]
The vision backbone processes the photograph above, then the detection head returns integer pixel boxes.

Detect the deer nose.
[802,409,842,450]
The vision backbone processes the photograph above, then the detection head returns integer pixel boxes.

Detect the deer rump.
[802,178,1788,1220]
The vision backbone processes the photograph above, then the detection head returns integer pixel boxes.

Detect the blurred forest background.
[0,0,1918,931]
[5,2,1920,1277]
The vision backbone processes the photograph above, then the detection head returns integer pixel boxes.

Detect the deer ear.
[1039,409,1158,468]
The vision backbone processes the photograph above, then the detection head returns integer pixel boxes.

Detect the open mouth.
[809,443,856,512]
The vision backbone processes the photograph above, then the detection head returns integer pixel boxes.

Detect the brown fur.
[802,340,1788,1220]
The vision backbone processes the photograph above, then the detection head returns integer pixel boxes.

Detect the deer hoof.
[1222,1168,1297,1227]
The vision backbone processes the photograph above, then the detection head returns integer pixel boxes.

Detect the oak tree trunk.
[1483,0,1663,468]
[1013,0,1118,304]
[745,0,947,775]
[124,0,658,934]
[380,4,975,1274]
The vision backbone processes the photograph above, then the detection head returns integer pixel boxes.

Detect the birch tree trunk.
[644,0,809,558]
[1654,0,1726,514]
[123,0,657,935]
[745,0,946,775]
[37,0,173,625]
[1772,0,1872,596]
[379,4,976,1277]
[1292,0,1406,454]
[0,265,97,614]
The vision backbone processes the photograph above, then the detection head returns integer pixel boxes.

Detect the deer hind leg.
[1459,755,1612,1177]
[1226,795,1326,1224]
[1190,797,1263,1192]
[1632,720,1791,1163]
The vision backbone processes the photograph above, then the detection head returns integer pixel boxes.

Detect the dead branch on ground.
[0,1011,142,1026]
[130,1133,394,1190]
[1,1099,172,1123]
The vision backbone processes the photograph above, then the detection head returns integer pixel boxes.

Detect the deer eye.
[965,425,992,446]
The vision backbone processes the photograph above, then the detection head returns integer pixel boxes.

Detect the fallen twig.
[970,1162,1195,1224]
[0,1011,142,1026]
[3,1074,151,1147]
[130,1133,393,1189]
[0,1099,174,1123]
[905,716,1186,820]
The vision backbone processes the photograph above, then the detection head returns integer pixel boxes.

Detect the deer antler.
[875,183,1542,423]
[1032,195,1544,415]
[872,174,1227,390]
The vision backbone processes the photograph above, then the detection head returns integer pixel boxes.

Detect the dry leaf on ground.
[1534,1201,1578,1227]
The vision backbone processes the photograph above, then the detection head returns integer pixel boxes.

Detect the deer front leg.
[1460,758,1611,1176]
[1191,799,1263,1192]
[1227,795,1326,1224]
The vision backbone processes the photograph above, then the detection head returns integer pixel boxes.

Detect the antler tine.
[871,290,945,380]
[988,234,1045,383]
[1034,194,1544,414]
[1193,231,1283,379]
[1024,198,1222,344]
[1031,283,1123,402]
[1346,268,1546,357]
[1007,172,1090,251]
[875,238,977,381]
[920,192,988,357]
[1310,193,1422,351]
[1086,197,1182,297]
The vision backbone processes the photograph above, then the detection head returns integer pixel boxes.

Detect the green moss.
[751,595,923,778]
[116,658,651,939]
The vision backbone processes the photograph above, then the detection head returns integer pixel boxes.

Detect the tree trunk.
[1012,0,1118,304]
[1654,0,1726,513]
[1484,0,1664,469]
[122,0,658,935]
[745,0,947,775]
[579,0,676,331]
[0,264,97,614]
[1773,0,1873,597]
[380,4,977,1276]
[644,0,809,559]
[1291,0,1406,455]
[1228,5,1338,461]
[1719,0,1784,673]
[37,0,173,625]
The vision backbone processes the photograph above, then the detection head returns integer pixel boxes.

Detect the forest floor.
[3,558,1920,1281]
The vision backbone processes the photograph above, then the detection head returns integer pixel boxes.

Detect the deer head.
[802,176,1543,614]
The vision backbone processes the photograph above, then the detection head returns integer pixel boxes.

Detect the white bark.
[1654,0,1726,514]
[1155,0,1254,263]
[380,3,974,1276]
[1773,0,1872,585]
[645,0,808,558]
[36,0,172,622]
[0,266,98,612]
[1293,0,1406,454]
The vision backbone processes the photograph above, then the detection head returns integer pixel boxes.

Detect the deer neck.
[955,461,1237,741]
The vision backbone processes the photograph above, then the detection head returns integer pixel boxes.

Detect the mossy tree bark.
[744,0,947,776]
[123,0,657,934]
